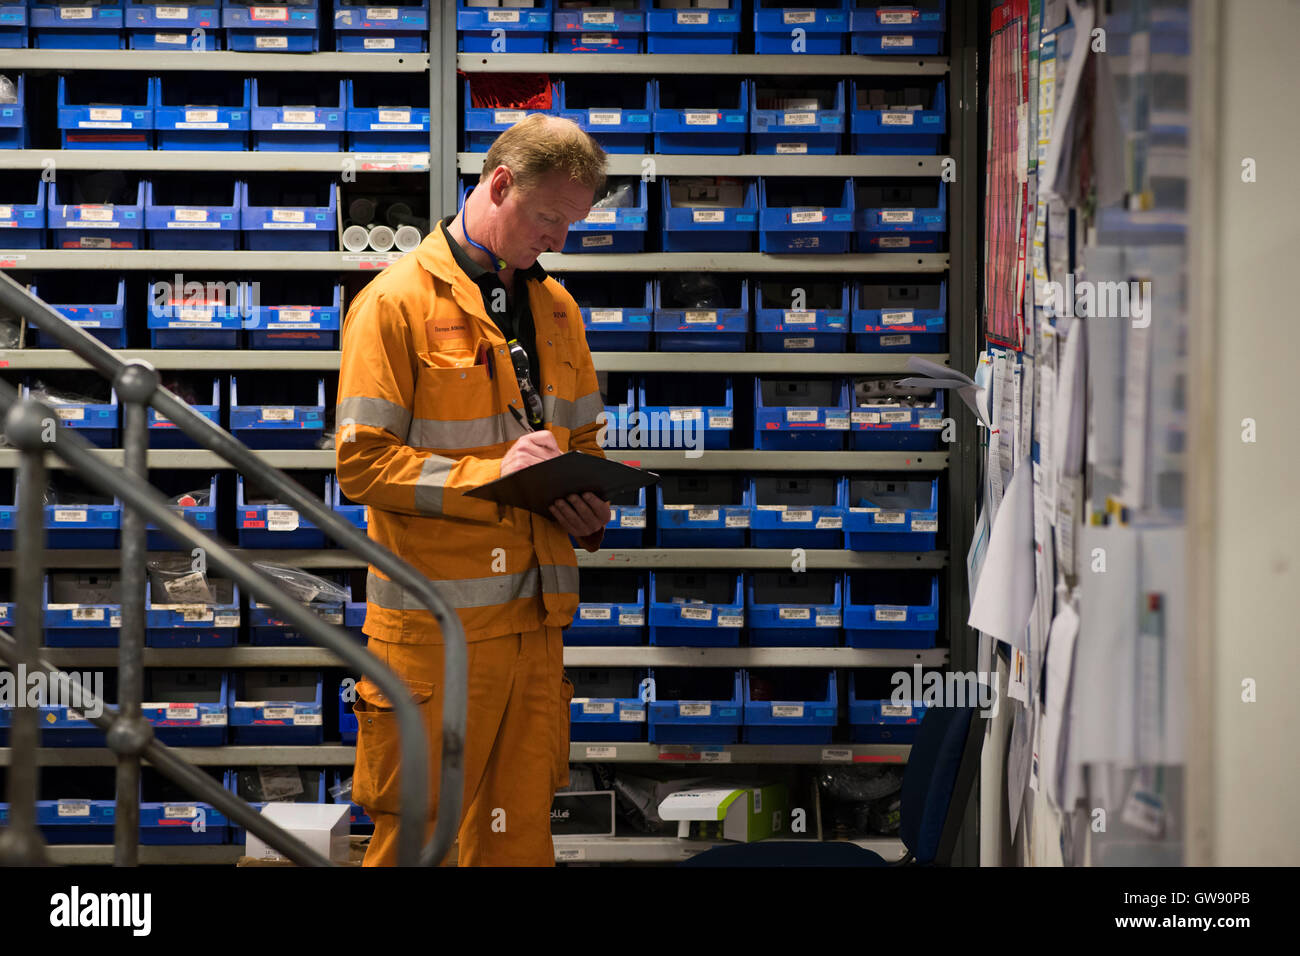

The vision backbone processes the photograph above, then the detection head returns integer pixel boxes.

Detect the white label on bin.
[717,614,743,628]
[779,607,811,620]
[579,607,611,621]
[201,712,227,725]
[852,411,880,424]
[688,508,719,522]
[875,511,905,524]
[215,612,239,628]
[679,606,712,621]
[882,35,915,47]
[184,109,219,124]
[363,36,395,48]
[791,210,826,225]
[684,111,718,126]
[582,234,614,247]
[581,701,615,715]
[163,571,212,603]
[276,309,311,322]
[773,704,804,718]
[724,513,749,528]
[619,707,646,722]
[493,110,526,125]
[281,109,315,124]
[166,704,197,720]
[293,713,322,726]
[156,5,188,18]
[918,417,943,429]
[880,334,911,347]
[691,209,724,224]
[79,237,113,247]
[77,207,114,221]
[781,509,813,523]
[555,846,586,861]
[585,745,617,759]
[60,6,92,18]
[89,108,123,122]
[662,504,691,510]
[621,514,646,528]
[177,308,213,321]
[251,6,288,20]
[367,7,398,19]
[267,509,299,532]
[783,10,816,23]
[262,706,294,718]
[816,613,841,627]
[58,801,91,817]
[580,33,615,43]
[775,142,809,154]
[878,236,911,248]
[270,209,305,223]
[882,410,911,423]
[875,606,907,622]
[378,109,411,124]
[669,408,702,421]
[254,35,288,48]
[912,518,937,532]
[683,310,716,323]
[783,337,814,349]
[588,110,622,126]
[677,11,708,25]
[582,10,614,25]
[164,804,197,818]
[879,10,914,24]
[881,112,915,126]
[110,614,121,628]
[0,205,11,218]
[881,210,914,223]
[881,311,914,325]
[173,208,209,222]
[825,413,848,429]
[487,9,520,22]
[181,609,213,623]
[783,311,816,324]
[54,406,86,420]
[589,309,622,323]
[619,612,644,626]
[54,509,88,523]
[708,415,733,429]
[882,702,913,716]
[679,702,711,717]
[784,111,816,126]
[72,607,104,621]
[261,406,295,420]
[699,750,731,763]
[67,709,84,721]
[155,32,187,43]
[320,612,342,625]
[816,515,842,529]
[584,209,618,225]
[786,409,818,423]
[822,747,852,761]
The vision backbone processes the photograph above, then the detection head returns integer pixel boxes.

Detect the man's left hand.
[549,492,611,542]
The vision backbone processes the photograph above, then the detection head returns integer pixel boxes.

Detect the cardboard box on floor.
[236,836,461,867]
[658,783,789,842]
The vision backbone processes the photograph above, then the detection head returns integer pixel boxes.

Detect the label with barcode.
[852,411,880,424]
[786,409,818,423]
[215,613,240,628]
[174,208,209,222]
[261,406,294,420]
[254,35,288,47]
[775,142,809,154]
[882,410,912,423]
[875,511,905,524]
[77,207,113,221]
[582,234,614,247]
[110,614,121,628]
[494,110,526,125]
[584,209,617,224]
[815,515,842,529]
[882,112,915,126]
[555,847,586,862]
[708,415,733,429]
[816,614,841,627]
[585,746,617,759]
[691,209,724,223]
[166,704,197,720]
[619,707,646,722]
[619,612,644,627]
[378,109,411,124]
[487,9,520,22]
[60,6,92,18]
[724,513,749,528]
[54,509,88,523]
[201,712,227,725]
[878,236,911,248]
[688,508,719,522]
[281,109,316,124]
[90,107,124,122]
[683,310,717,323]
[781,509,814,523]
[589,309,622,323]
[367,7,398,18]
[783,111,817,126]
[790,210,824,224]
[155,31,186,43]
[579,32,614,43]
[783,311,816,324]
[270,209,305,223]
[880,10,914,24]
[579,607,611,621]
[882,34,915,47]
[164,804,197,818]
[670,408,702,421]
[156,5,188,18]
[772,704,804,718]
[363,36,394,48]
[875,606,908,622]
[684,111,719,125]
[58,801,90,817]
[881,210,914,223]
[779,607,811,621]
[717,614,743,628]
[784,337,815,349]
[620,514,646,528]
[822,747,853,761]
[582,10,614,25]
[882,702,913,716]
[881,311,914,325]
[912,518,938,532]
[679,606,712,621]
[679,702,711,717]
[581,701,614,715]
[293,713,322,726]
[262,707,294,719]
[677,10,708,25]
[588,110,622,126]
[275,309,311,323]
[266,509,299,532]
[72,607,104,621]
[880,334,912,347]
[181,609,213,623]
[251,6,288,19]
[919,417,944,429]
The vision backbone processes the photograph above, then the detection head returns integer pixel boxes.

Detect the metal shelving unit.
[0,151,430,173]
[0,51,427,72]
[459,152,947,177]
[457,53,948,75]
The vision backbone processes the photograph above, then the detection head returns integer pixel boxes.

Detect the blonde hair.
[480,114,607,195]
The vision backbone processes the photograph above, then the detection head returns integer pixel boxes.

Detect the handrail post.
[110,362,157,867]
[0,400,50,865]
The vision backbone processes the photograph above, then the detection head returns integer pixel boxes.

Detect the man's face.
[495,169,594,267]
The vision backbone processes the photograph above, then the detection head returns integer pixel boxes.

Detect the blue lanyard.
[460,202,507,272]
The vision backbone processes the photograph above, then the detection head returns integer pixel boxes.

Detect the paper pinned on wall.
[1008,703,1035,840]
[897,357,991,428]
[969,462,1036,652]
[1041,599,1081,811]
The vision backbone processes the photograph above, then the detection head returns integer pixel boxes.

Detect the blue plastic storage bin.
[227,766,327,842]
[849,375,945,449]
[749,473,846,548]
[345,75,430,152]
[328,473,367,532]
[653,275,749,350]
[0,174,44,246]
[457,0,551,52]
[147,274,244,347]
[843,475,938,550]
[552,0,645,52]
[22,376,120,448]
[223,0,319,52]
[753,376,849,450]
[849,78,946,154]
[145,577,239,648]
[645,0,740,53]
[229,374,326,448]
[241,176,337,250]
[559,75,652,152]
[0,670,116,746]
[126,0,221,49]
[843,571,939,648]
[638,374,735,452]
[0,73,28,148]
[602,485,646,548]
[648,571,744,647]
[564,275,652,351]
[563,177,647,253]
[655,473,749,548]
[48,174,145,249]
[651,78,748,154]
[249,577,350,646]
[754,278,848,352]
[854,179,946,252]
[759,176,854,253]
[57,72,153,149]
[140,767,230,844]
[0,472,120,550]
[146,177,242,250]
[21,768,117,843]
[30,274,127,348]
[339,679,357,742]
[236,471,327,547]
[334,0,427,52]
[742,668,838,743]
[662,176,758,250]
[154,75,250,149]
[646,667,742,745]
[147,378,221,449]
[849,0,946,55]
[751,78,845,154]
[567,570,645,646]
[746,571,841,647]
[41,572,121,645]
[251,76,344,150]
[144,470,219,547]
[753,0,848,54]
[461,74,558,152]
[244,276,341,349]
[0,0,28,48]
[851,277,946,352]
[227,670,323,745]
[142,671,229,746]
[31,0,124,48]
[569,668,648,741]
[847,668,928,742]
[595,371,635,449]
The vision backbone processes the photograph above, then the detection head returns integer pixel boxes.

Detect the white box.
[245,803,351,863]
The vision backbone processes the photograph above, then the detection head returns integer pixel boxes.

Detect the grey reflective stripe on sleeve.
[336,396,412,442]
[413,454,457,514]
[539,563,578,595]
[408,411,511,450]
[545,389,605,432]
[367,567,541,611]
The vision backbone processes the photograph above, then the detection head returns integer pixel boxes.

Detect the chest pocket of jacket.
[541,354,581,438]
[413,336,501,450]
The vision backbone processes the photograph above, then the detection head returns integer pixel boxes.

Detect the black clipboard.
[465,451,660,515]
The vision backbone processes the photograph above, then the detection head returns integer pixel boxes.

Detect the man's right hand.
[500,429,562,476]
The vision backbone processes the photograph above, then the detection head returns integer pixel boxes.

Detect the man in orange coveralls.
[335,115,611,866]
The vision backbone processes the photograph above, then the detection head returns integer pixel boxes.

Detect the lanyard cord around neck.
[460,201,507,272]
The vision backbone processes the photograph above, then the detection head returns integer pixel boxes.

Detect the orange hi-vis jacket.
[336,226,606,644]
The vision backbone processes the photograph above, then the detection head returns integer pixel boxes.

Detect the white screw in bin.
[393,224,422,252]
[341,224,371,253]
[367,224,396,253]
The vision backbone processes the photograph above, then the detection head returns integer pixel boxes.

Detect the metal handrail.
[0,271,467,867]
